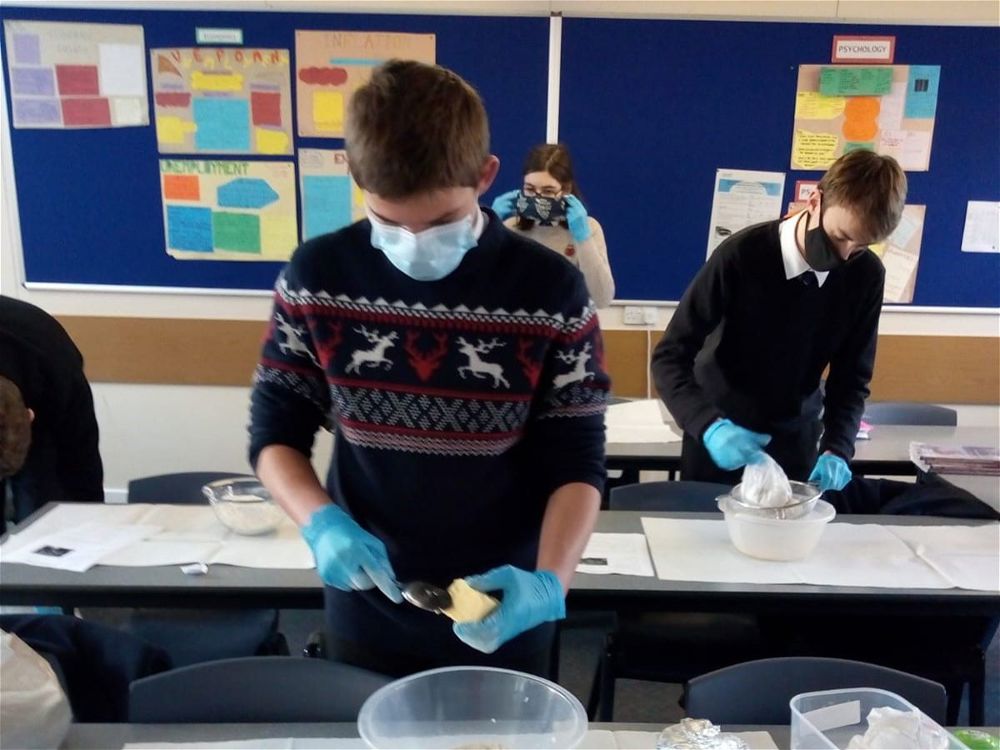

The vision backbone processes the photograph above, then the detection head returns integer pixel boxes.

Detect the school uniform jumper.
[249,209,609,676]
[651,217,884,483]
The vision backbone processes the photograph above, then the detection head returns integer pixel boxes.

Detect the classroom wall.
[2,0,997,499]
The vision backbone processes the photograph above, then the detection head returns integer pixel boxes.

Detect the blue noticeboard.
[554,17,1000,307]
[1,5,548,292]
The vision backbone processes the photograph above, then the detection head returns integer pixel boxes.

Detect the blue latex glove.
[702,418,772,471]
[453,566,565,654]
[490,189,520,220]
[809,452,852,492]
[564,195,591,244]
[301,504,402,603]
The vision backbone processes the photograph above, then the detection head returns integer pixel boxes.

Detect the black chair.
[685,657,948,725]
[81,472,287,667]
[129,656,392,722]
[587,480,767,721]
[863,402,958,426]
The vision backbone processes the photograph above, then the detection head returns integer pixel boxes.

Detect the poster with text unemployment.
[295,30,435,138]
[791,64,939,171]
[3,20,148,129]
[870,204,925,304]
[160,160,297,261]
[151,48,292,155]
[299,148,366,241]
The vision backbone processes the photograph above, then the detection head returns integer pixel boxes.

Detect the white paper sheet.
[0,521,161,572]
[98,42,147,96]
[884,524,1000,591]
[961,201,1000,253]
[125,741,363,749]
[575,533,655,576]
[578,729,778,750]
[605,399,682,444]
[706,168,786,257]
[0,503,313,570]
[640,518,954,588]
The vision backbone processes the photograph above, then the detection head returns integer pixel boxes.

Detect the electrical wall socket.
[623,306,645,325]
[642,306,660,325]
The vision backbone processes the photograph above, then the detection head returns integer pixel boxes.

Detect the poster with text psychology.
[791,64,939,171]
[4,20,148,129]
[160,159,297,261]
[151,47,292,155]
[295,30,435,138]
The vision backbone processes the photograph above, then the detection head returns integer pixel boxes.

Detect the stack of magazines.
[910,442,1000,476]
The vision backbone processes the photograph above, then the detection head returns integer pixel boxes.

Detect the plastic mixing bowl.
[357,666,588,749]
[719,497,836,561]
[201,476,285,536]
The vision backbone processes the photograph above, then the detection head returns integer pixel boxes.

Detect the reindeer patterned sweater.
[249,209,610,586]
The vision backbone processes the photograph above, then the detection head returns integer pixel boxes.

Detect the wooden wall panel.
[57,316,999,405]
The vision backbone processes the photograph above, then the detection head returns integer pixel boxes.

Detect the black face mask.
[803,198,848,272]
[515,191,567,226]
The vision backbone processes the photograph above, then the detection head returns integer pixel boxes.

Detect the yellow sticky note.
[313,91,344,133]
[869,241,887,258]
[191,70,244,92]
[795,91,846,120]
[260,213,298,258]
[255,128,290,155]
[792,130,839,170]
[156,115,197,144]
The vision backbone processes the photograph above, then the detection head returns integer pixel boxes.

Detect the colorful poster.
[295,30,435,138]
[870,204,925,303]
[791,64,939,172]
[298,148,365,241]
[706,169,786,258]
[151,48,292,155]
[3,20,148,129]
[159,160,298,261]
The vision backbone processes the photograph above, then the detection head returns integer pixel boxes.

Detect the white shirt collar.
[779,212,828,287]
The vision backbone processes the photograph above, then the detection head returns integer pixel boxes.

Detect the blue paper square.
[303,175,352,240]
[167,205,213,251]
[193,98,251,152]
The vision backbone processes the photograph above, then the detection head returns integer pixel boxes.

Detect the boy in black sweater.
[249,61,609,677]
[652,151,906,490]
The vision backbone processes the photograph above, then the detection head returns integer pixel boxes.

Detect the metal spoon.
[401,580,453,613]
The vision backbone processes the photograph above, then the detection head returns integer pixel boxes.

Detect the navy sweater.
[249,209,609,585]
[651,221,884,460]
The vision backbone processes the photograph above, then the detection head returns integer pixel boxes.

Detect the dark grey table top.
[3,507,997,616]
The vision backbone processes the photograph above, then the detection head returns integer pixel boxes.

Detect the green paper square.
[213,211,261,253]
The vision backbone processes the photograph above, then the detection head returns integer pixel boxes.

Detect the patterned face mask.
[515,191,567,226]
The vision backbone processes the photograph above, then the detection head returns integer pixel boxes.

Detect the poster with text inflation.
[298,149,365,241]
[791,64,939,171]
[295,30,435,137]
[870,204,925,304]
[151,48,292,155]
[3,20,148,129]
[160,160,297,261]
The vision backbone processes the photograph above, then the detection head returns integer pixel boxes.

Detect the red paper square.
[61,97,112,126]
[251,91,282,127]
[55,65,100,96]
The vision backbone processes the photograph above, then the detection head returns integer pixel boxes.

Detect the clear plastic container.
[201,476,284,536]
[718,497,835,561]
[357,666,588,749]
[790,688,964,749]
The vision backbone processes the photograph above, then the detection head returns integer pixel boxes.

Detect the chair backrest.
[126,472,250,504]
[863,402,958,426]
[684,657,947,725]
[128,656,392,723]
[609,481,733,512]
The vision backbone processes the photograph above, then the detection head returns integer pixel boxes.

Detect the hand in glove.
[702,418,772,471]
[452,566,565,654]
[301,504,402,603]
[808,452,852,492]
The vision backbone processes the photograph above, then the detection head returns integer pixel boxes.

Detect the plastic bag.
[0,629,72,749]
[740,453,793,508]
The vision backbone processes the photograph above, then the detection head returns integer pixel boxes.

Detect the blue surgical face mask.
[368,212,477,281]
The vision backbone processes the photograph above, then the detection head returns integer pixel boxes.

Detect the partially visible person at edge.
[1,296,103,534]
[650,151,907,493]
[492,143,615,308]
[248,60,610,678]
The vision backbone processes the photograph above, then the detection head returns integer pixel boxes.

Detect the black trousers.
[680,419,822,484]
